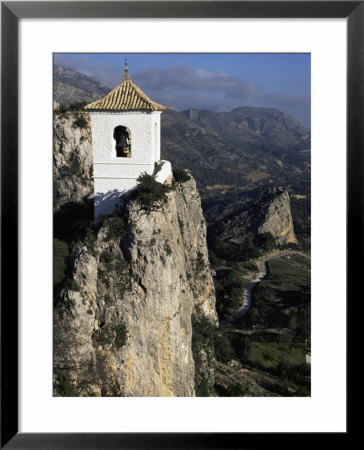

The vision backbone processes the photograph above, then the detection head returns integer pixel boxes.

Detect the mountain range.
[53,65,311,240]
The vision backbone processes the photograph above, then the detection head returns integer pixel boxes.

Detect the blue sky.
[54,53,310,127]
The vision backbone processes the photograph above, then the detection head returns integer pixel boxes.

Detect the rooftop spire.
[85,55,166,111]
[123,56,130,80]
[123,67,130,80]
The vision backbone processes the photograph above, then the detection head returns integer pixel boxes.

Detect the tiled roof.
[85,68,166,112]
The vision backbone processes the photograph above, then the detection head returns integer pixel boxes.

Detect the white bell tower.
[85,66,166,217]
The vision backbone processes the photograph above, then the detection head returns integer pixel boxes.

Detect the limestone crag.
[254,187,297,245]
[53,112,93,211]
[54,171,218,396]
[216,186,297,246]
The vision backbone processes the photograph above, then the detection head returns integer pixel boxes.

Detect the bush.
[227,383,248,397]
[104,294,113,306]
[68,158,82,176]
[214,332,234,363]
[98,322,127,350]
[69,101,87,111]
[73,116,88,128]
[195,251,206,275]
[133,172,171,211]
[54,239,69,286]
[114,323,128,350]
[54,369,74,397]
[106,216,126,241]
[164,243,172,256]
[256,232,277,251]
[173,168,191,183]
[54,104,68,115]
[195,376,210,397]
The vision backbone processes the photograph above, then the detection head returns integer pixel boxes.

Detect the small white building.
[85,67,166,217]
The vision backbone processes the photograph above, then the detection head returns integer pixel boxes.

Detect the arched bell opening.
[113,125,131,158]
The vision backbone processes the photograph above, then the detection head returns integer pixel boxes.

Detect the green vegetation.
[68,158,82,176]
[255,232,276,251]
[248,341,305,369]
[191,311,216,397]
[97,322,127,350]
[164,242,172,256]
[209,237,259,264]
[195,251,206,276]
[243,255,311,335]
[66,278,81,292]
[98,246,131,293]
[213,265,246,321]
[55,101,88,115]
[54,199,93,244]
[54,369,74,397]
[220,330,310,396]
[72,115,88,129]
[54,239,69,287]
[226,382,249,397]
[173,168,191,183]
[105,215,126,241]
[177,215,184,236]
[132,172,171,212]
[104,294,113,306]
[114,324,128,350]
[214,330,234,363]
[195,376,210,397]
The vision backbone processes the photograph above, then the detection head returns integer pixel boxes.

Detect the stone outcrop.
[53,112,93,211]
[253,187,297,245]
[54,170,218,397]
[216,186,297,247]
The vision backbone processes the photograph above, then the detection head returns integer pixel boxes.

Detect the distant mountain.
[161,107,309,200]
[53,66,310,238]
[160,107,310,240]
[53,65,110,106]
[182,107,310,151]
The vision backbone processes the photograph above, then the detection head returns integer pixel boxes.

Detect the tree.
[133,172,171,211]
[173,168,191,183]
[256,232,276,251]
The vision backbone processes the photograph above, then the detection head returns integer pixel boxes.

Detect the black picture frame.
[1,1,357,448]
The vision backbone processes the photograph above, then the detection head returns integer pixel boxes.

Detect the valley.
[53,66,311,397]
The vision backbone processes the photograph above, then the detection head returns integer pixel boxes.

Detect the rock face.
[53,112,93,211]
[216,187,297,246]
[253,187,298,245]
[54,172,218,397]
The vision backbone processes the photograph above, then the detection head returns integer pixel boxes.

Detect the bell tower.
[85,65,166,217]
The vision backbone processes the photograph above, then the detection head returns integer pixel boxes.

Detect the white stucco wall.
[90,110,162,217]
[155,160,172,184]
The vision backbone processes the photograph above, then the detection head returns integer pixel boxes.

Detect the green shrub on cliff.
[54,239,69,287]
[132,172,170,211]
[173,168,191,183]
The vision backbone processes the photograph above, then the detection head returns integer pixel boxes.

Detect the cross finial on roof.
[124,56,128,67]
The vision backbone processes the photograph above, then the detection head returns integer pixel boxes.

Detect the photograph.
[53,52,311,398]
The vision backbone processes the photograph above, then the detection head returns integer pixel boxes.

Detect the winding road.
[233,252,294,320]
[220,252,297,326]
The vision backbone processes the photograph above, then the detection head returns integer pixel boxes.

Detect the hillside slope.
[54,65,110,106]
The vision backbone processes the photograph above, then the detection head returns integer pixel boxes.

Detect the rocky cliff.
[54,161,218,396]
[53,111,93,211]
[215,186,297,247]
